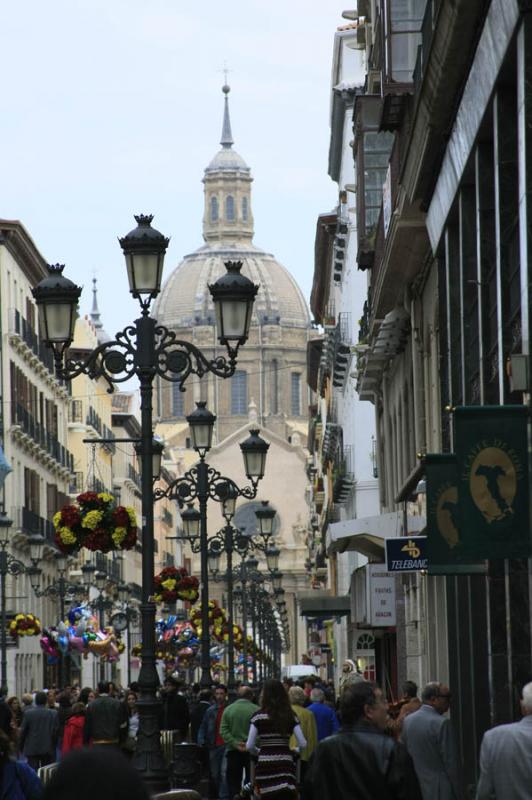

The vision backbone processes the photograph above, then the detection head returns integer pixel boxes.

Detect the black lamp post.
[159,411,269,689]
[28,550,94,687]
[32,215,258,793]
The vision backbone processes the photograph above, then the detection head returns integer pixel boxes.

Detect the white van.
[281,664,319,681]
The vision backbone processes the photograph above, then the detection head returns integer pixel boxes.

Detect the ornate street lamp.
[209,261,257,351]
[33,215,259,793]
[157,408,269,689]
[118,214,169,306]
[240,431,270,484]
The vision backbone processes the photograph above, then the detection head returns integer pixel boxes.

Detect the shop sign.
[386,536,427,571]
[369,565,396,627]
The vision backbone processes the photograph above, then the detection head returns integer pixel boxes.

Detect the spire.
[90,276,103,332]
[220,84,234,149]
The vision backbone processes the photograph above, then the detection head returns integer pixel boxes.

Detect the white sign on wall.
[382,165,392,237]
[369,565,396,627]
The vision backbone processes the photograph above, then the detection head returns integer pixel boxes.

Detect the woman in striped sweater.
[246,679,306,799]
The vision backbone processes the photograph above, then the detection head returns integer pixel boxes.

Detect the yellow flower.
[98,492,114,504]
[112,527,127,547]
[161,579,176,591]
[82,510,103,530]
[126,507,137,527]
[59,527,76,545]
[53,511,62,529]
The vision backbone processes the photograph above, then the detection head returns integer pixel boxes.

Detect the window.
[226,195,235,221]
[270,359,279,414]
[386,0,425,83]
[231,370,248,415]
[242,197,248,222]
[210,196,219,222]
[291,373,301,416]
[172,383,185,417]
[363,131,394,233]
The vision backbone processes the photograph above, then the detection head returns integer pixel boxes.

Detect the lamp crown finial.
[134,214,154,226]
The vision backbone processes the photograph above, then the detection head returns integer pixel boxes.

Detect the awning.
[327,512,426,559]
[299,594,351,618]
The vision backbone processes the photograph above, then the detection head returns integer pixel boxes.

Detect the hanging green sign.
[454,405,530,560]
[426,453,460,566]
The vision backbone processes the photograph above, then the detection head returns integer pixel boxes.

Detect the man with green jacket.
[220,686,258,798]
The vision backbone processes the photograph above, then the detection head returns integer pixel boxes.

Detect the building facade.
[316,0,532,793]
[153,86,313,668]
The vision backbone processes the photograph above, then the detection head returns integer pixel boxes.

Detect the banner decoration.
[454,405,530,560]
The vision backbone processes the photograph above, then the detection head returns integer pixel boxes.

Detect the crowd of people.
[0,672,529,799]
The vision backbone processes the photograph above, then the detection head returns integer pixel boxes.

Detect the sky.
[1,1,347,335]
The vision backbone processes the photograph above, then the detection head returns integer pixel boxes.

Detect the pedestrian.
[56,692,72,757]
[307,688,339,741]
[62,702,85,756]
[220,685,258,798]
[304,681,422,800]
[0,729,43,799]
[160,676,190,740]
[288,686,317,791]
[7,697,23,750]
[42,747,149,800]
[79,687,95,706]
[387,680,422,739]
[0,689,13,738]
[402,681,462,800]
[45,691,57,711]
[83,680,127,749]
[121,691,138,758]
[191,688,212,743]
[198,685,229,800]
[475,680,532,799]
[246,679,306,800]
[21,695,33,713]
[19,691,59,771]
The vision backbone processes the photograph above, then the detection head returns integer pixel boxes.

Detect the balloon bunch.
[39,606,120,664]
[153,567,199,604]
[9,613,41,637]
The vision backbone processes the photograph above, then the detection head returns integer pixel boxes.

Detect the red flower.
[77,492,101,509]
[60,505,81,528]
[113,507,130,527]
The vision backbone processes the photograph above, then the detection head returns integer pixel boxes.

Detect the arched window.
[210,196,219,222]
[242,196,248,222]
[231,370,247,414]
[226,195,235,221]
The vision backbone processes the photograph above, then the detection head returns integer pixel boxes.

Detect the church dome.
[154,86,310,331]
[155,243,310,329]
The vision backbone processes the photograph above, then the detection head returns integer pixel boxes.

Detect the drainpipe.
[409,293,426,456]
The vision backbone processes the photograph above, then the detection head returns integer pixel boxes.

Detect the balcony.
[127,463,142,491]
[86,407,103,437]
[21,507,56,545]
[9,309,56,377]
[12,403,74,473]
[333,445,356,504]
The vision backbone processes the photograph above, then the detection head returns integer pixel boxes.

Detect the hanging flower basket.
[53,492,138,554]
[10,613,41,637]
[153,566,199,605]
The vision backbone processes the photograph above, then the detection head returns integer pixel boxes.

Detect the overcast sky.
[2,1,348,333]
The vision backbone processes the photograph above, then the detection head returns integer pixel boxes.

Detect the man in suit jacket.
[402,681,462,800]
[19,690,59,769]
[83,680,127,747]
[476,681,532,799]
